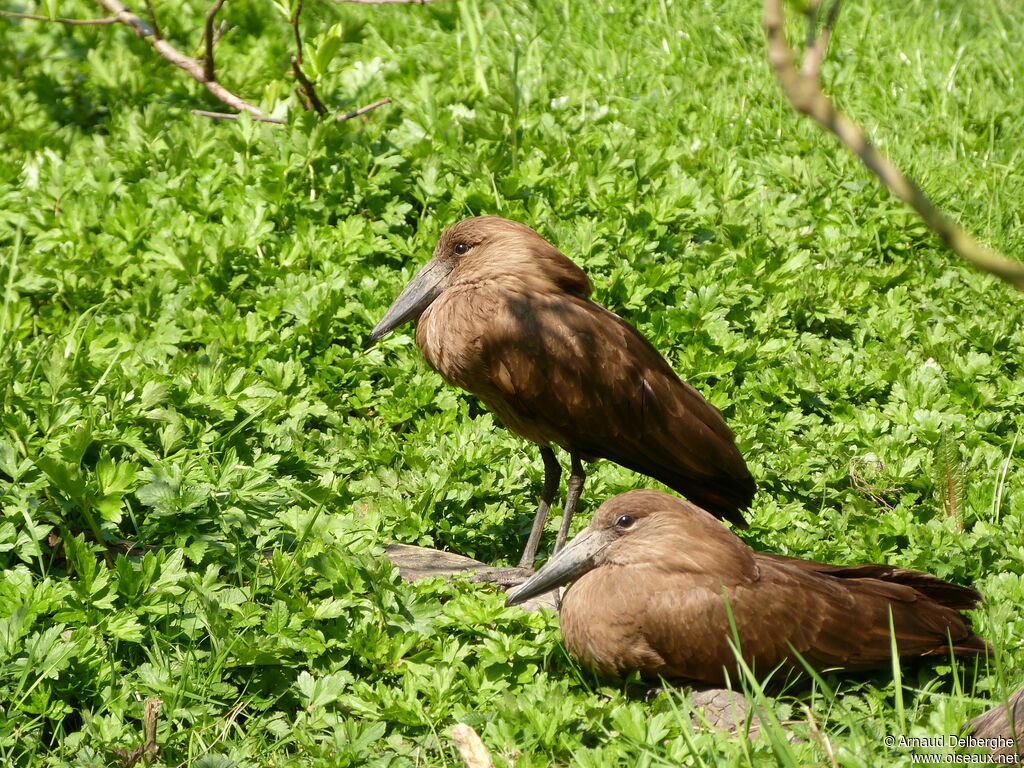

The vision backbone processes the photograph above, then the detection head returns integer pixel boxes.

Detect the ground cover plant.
[1,0,1022,765]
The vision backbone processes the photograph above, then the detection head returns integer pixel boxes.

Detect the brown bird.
[505,490,990,685]
[369,216,755,572]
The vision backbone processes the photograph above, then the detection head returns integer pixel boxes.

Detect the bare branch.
[191,109,285,123]
[335,96,391,122]
[763,0,1024,291]
[91,0,274,121]
[1,9,117,24]
[203,0,227,81]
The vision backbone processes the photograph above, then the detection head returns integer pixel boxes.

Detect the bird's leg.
[517,445,562,570]
[554,453,586,554]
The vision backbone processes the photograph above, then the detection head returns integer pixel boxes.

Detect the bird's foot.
[468,566,536,588]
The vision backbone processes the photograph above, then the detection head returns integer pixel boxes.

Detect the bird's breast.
[415,282,520,391]
[413,283,569,444]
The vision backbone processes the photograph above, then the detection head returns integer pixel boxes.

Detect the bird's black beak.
[368,258,453,343]
[504,528,610,606]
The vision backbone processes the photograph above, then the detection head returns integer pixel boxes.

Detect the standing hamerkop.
[369,216,756,577]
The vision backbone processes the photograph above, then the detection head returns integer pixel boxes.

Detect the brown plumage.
[505,490,990,685]
[369,216,755,570]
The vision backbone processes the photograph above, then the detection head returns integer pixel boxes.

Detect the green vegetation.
[2,0,1022,764]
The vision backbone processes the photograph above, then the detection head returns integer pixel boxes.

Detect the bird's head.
[368,216,591,342]
[504,489,753,606]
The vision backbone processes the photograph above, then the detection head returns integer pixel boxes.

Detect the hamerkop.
[369,216,755,572]
[506,490,990,685]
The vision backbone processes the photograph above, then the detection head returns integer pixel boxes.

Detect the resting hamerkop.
[506,490,990,684]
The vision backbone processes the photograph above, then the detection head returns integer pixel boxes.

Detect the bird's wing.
[634,560,986,683]
[734,559,988,669]
[477,291,754,521]
[756,553,984,610]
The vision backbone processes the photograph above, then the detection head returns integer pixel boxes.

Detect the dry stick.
[336,96,391,121]
[91,0,275,121]
[202,0,227,81]
[762,0,1024,291]
[0,9,117,24]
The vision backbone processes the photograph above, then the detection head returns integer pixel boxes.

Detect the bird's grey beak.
[368,258,453,343]
[504,528,610,606]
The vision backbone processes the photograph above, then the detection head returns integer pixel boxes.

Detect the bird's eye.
[454,243,469,255]
[613,514,636,530]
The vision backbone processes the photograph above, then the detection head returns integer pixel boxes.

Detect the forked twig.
[7,0,394,125]
[763,0,1024,290]
[88,0,274,120]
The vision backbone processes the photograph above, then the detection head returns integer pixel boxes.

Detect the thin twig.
[294,88,312,111]
[292,57,328,114]
[289,0,327,114]
[191,109,285,123]
[0,9,117,24]
[802,0,842,79]
[291,0,304,64]
[763,0,1024,290]
[335,96,391,121]
[91,0,274,121]
[143,0,160,38]
[203,0,227,81]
